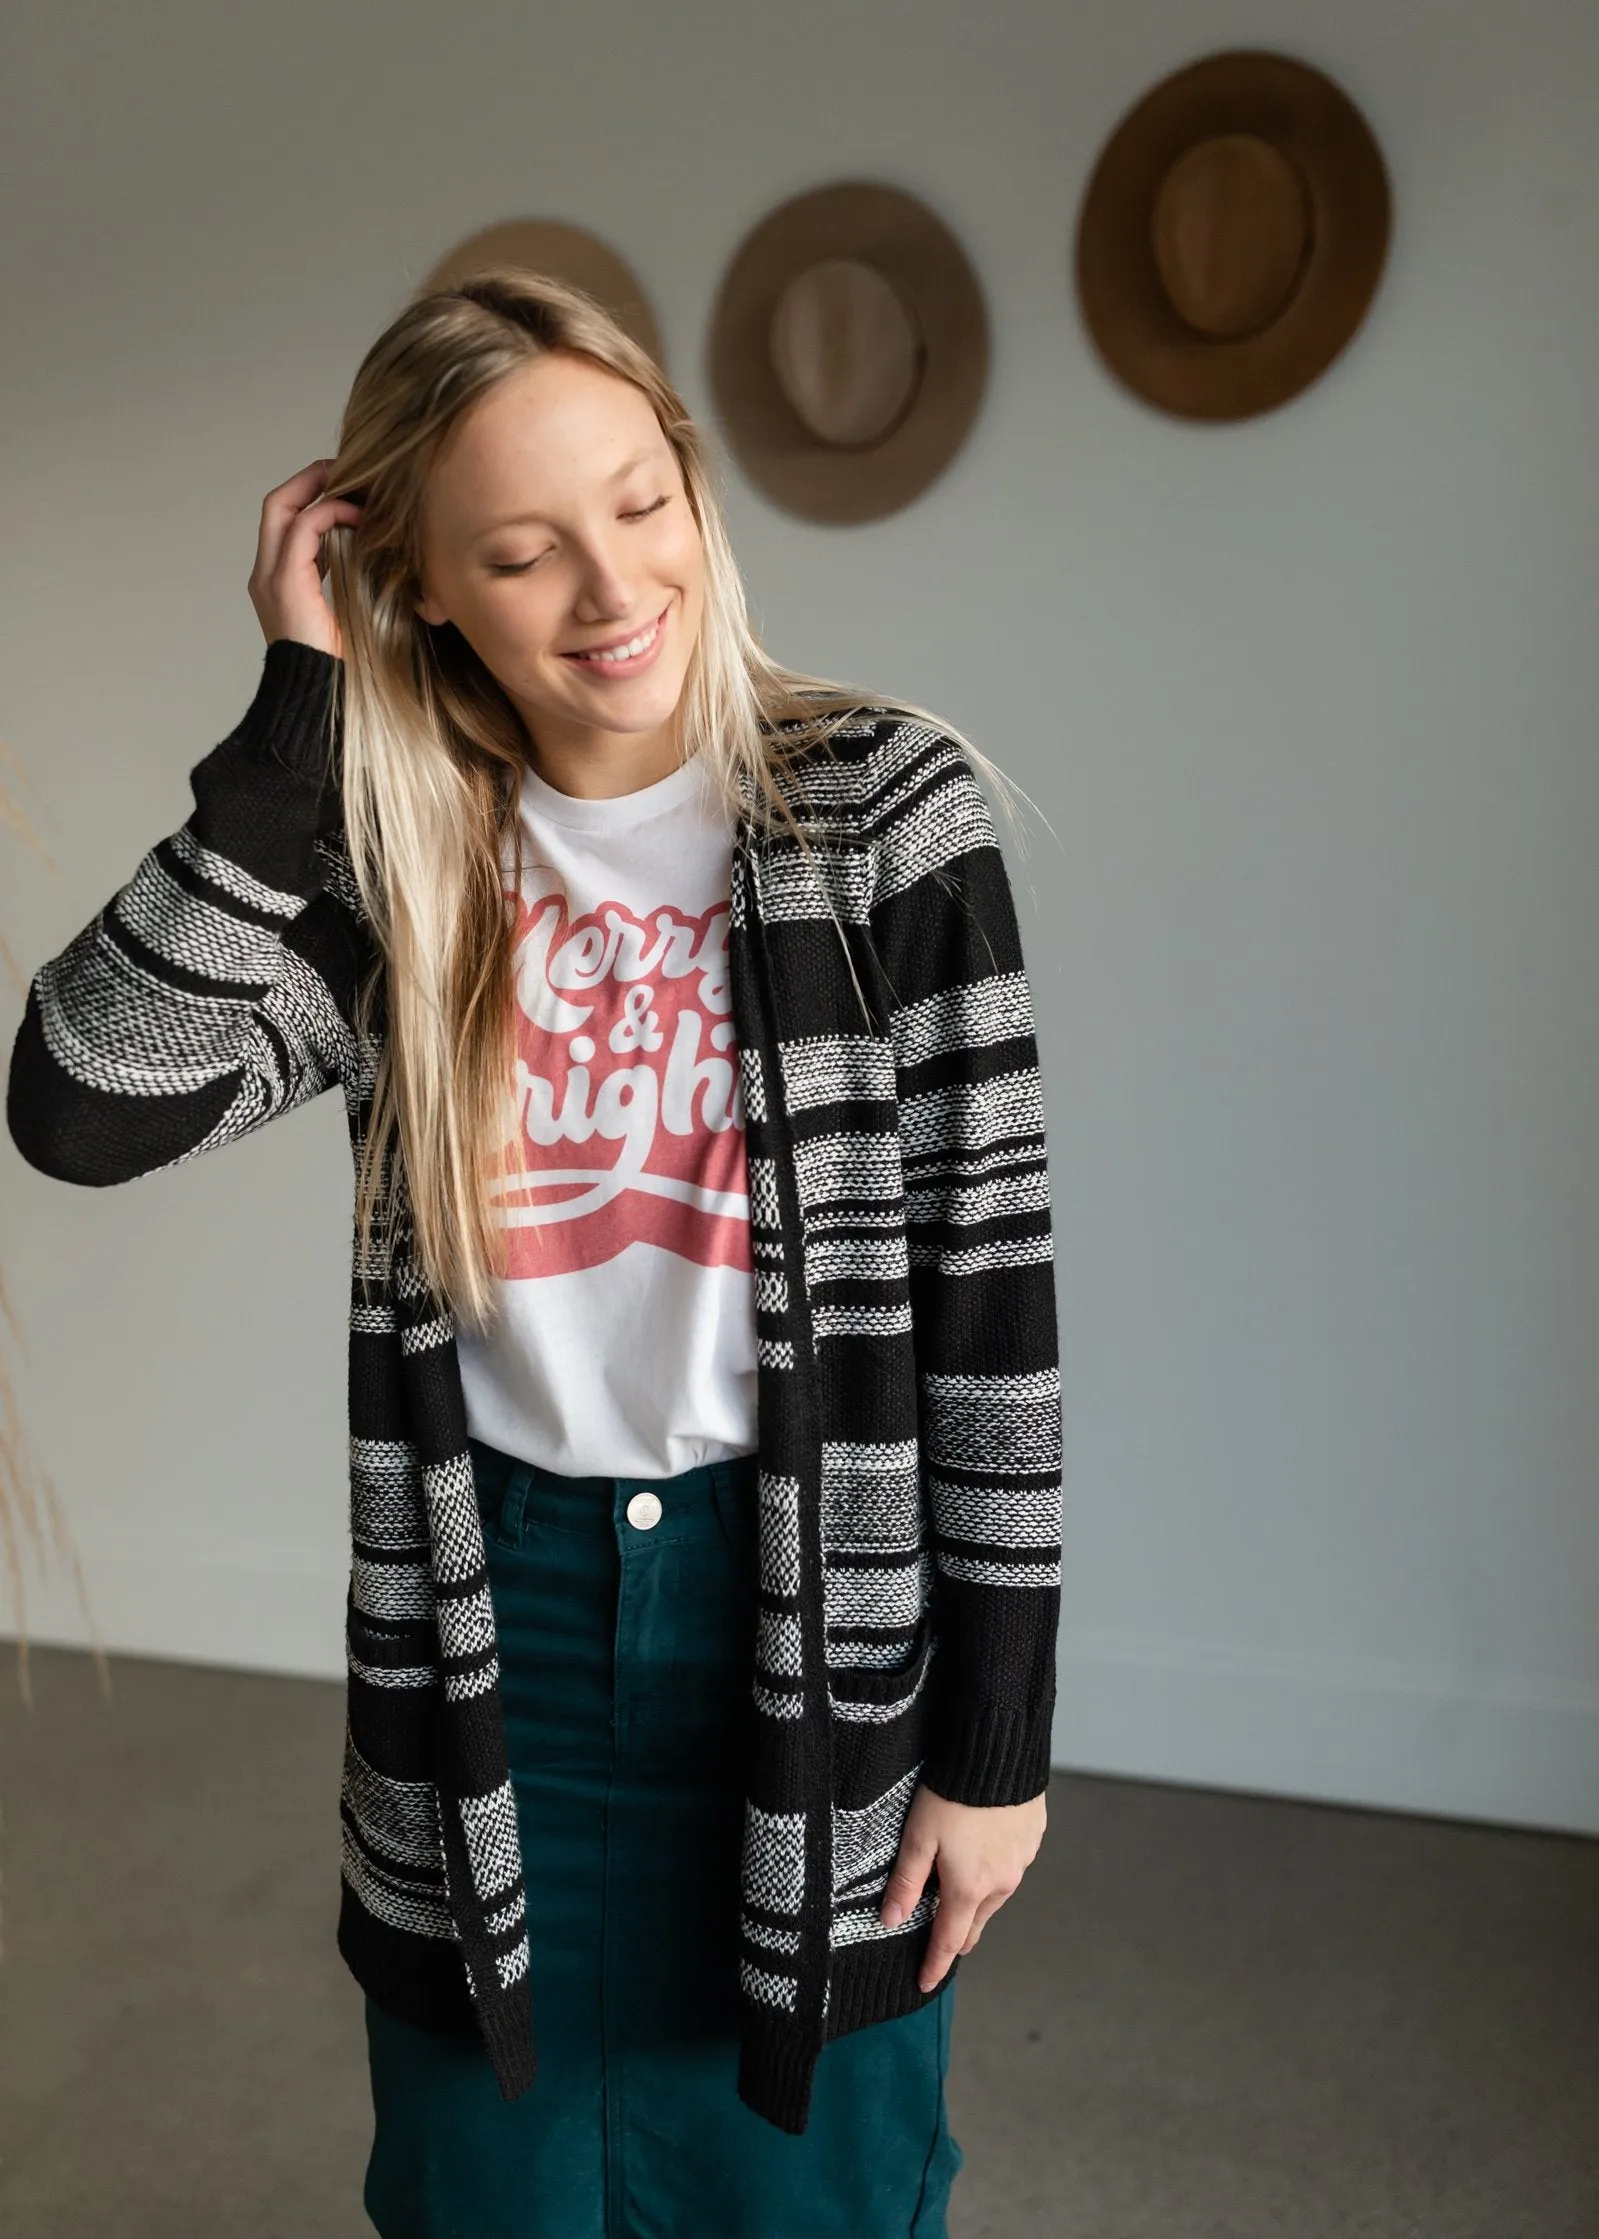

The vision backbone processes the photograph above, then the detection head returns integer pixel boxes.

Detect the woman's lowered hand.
[879,1784,1048,1993]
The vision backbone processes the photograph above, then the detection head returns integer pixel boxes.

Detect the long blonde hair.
[317,267,1024,1331]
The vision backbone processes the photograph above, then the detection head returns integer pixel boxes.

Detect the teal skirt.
[361,1436,965,2239]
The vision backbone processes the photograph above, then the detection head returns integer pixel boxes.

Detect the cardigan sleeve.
[867,728,1063,1807]
[6,637,357,1187]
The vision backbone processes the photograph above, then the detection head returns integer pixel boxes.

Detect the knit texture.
[6,638,1063,2134]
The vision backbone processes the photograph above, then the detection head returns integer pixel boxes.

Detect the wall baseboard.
[7,1561,1597,1838]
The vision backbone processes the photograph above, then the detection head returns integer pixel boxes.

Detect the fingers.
[264,491,363,565]
[257,462,336,555]
[925,1865,1027,1985]
[262,458,339,514]
[879,1833,935,1930]
[919,1879,981,1991]
[921,1877,1021,1988]
[956,1889,1008,1956]
[283,494,365,565]
[252,503,361,604]
[257,463,361,563]
[249,461,364,653]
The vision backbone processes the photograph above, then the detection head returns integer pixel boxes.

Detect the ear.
[415,587,447,626]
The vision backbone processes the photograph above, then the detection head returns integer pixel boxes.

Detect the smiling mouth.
[561,601,670,665]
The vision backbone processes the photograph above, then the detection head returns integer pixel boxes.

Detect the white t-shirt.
[455,748,759,1480]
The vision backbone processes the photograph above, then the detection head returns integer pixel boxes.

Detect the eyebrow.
[475,447,669,540]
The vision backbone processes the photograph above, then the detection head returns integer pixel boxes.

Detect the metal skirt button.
[626,1490,663,1531]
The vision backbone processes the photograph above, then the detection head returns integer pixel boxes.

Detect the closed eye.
[489,495,671,576]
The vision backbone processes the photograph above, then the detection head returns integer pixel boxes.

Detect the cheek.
[435,592,556,699]
[658,515,704,588]
[483,582,567,663]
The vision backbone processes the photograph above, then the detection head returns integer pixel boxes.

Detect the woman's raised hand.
[248,459,363,659]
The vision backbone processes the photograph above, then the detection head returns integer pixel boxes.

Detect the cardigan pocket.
[827,1610,940,1868]
[827,1604,935,1711]
[346,1596,440,1688]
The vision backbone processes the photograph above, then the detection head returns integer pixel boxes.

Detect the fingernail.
[881,1901,904,1927]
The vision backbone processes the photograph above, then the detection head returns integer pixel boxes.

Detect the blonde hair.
[317,267,1024,1331]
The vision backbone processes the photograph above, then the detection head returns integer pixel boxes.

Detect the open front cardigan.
[6,638,1063,2134]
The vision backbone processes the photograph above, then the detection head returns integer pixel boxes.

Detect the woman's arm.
[867,724,1064,1809]
[6,635,357,1185]
[7,462,367,1188]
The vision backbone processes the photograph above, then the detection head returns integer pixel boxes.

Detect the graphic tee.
[454,748,758,1480]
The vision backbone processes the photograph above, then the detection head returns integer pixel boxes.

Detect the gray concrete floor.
[1,1644,1596,2237]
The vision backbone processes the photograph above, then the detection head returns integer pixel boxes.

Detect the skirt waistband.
[466,1434,759,1544]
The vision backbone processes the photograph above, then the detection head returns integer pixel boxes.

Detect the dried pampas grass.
[0,731,108,1712]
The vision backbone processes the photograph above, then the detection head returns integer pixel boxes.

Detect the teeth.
[574,614,659,662]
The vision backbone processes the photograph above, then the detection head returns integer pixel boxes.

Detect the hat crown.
[1151,133,1312,341]
[768,256,926,449]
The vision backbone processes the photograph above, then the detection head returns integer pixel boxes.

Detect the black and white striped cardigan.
[6,637,1062,2134]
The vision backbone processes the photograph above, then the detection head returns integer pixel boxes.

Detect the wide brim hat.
[707,180,989,525]
[417,218,666,369]
[1075,49,1392,421]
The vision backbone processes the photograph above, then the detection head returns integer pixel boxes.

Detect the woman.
[6,269,1063,2238]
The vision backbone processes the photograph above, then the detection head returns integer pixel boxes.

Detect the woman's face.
[414,352,704,780]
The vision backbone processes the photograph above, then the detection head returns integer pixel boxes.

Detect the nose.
[570,526,643,622]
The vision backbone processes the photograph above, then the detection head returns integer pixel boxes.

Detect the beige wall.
[4,0,1598,1830]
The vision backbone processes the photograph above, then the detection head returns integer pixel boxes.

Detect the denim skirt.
[361,1435,965,2239]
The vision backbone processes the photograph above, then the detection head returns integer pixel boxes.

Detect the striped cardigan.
[6,637,1062,2134]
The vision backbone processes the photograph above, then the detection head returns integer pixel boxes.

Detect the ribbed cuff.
[920,1692,1055,1807]
[233,636,343,785]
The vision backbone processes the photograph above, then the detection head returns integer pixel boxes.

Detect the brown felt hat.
[1075,50,1392,421]
[707,180,989,524]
